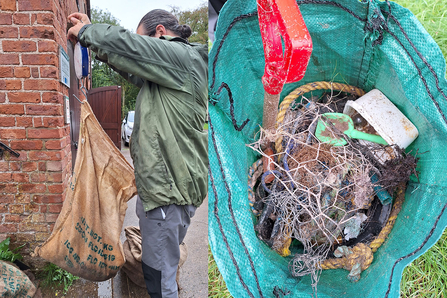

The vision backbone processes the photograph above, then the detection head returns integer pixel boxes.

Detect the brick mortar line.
[1,39,55,42]
[0,46,57,54]
[0,118,66,122]
[0,52,42,54]
[1,126,66,129]
[10,11,54,13]
[0,77,58,79]
[0,25,55,28]
[36,102,65,107]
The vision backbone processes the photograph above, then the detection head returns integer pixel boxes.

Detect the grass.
[392,0,447,60]
[400,234,447,297]
[38,263,80,295]
[208,0,447,297]
[208,246,232,298]
[394,1,447,296]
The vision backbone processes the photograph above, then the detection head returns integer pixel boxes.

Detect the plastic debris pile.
[248,90,418,291]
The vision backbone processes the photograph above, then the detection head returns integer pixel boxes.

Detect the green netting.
[208,0,447,297]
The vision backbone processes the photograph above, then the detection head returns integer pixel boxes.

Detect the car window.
[127,111,135,122]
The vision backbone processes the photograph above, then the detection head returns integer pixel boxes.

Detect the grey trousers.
[136,196,196,298]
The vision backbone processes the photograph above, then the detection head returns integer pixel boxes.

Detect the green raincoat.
[79,24,208,212]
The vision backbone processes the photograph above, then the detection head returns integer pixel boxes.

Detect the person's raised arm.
[67,13,190,91]
[94,54,145,88]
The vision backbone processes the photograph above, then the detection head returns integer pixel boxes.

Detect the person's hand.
[67,12,91,43]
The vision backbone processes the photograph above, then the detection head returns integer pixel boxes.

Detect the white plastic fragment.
[344,213,368,241]
[343,89,418,149]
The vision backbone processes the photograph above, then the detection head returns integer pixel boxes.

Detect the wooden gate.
[88,86,122,149]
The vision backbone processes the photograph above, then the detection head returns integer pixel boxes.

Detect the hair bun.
[179,24,192,39]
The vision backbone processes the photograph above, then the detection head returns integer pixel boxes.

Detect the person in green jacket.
[68,9,208,298]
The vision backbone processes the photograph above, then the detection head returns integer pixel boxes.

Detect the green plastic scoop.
[315,113,388,146]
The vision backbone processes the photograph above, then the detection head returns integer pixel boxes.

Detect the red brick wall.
[0,0,89,267]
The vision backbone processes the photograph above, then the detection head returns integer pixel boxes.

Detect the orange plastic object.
[262,146,275,184]
[257,0,313,95]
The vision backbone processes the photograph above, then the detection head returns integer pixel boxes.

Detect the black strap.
[209,0,227,14]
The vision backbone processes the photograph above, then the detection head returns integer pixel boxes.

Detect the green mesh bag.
[208,0,447,297]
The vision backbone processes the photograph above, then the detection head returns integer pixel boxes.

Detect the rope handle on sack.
[320,183,406,281]
[274,81,366,153]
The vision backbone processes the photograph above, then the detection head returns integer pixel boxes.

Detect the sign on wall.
[64,96,70,124]
[60,46,70,88]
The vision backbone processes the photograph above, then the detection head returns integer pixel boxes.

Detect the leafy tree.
[91,8,121,26]
[171,2,208,44]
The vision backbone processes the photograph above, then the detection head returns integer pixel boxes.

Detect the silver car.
[121,111,134,146]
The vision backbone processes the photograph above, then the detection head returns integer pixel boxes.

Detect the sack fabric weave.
[208,0,447,297]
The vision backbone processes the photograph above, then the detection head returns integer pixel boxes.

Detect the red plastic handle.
[257,0,313,95]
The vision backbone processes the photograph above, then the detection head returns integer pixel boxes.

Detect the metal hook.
[80,84,88,100]
[0,141,20,159]
[73,94,84,104]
